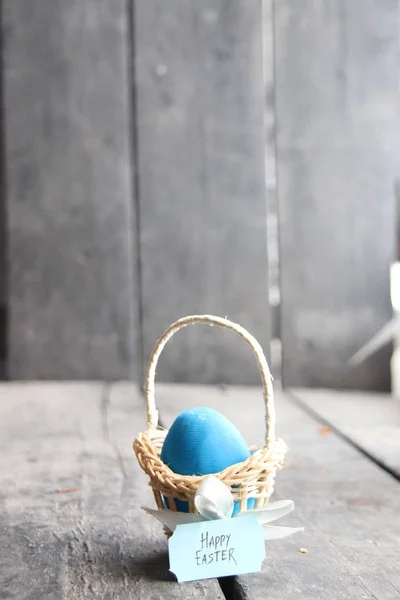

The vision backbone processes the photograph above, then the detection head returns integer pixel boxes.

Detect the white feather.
[233,499,294,525]
[142,477,301,541]
[143,507,204,532]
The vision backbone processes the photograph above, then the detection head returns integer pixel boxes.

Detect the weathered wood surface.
[263,0,280,312]
[0,202,6,379]
[0,116,5,378]
[157,384,400,598]
[2,1,137,379]
[0,383,222,599]
[135,0,270,385]
[276,0,399,390]
[291,388,400,478]
[2,383,399,598]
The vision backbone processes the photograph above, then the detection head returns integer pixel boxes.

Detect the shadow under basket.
[133,315,287,537]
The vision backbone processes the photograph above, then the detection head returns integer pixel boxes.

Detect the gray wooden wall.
[1,0,269,385]
[275,0,399,390]
[0,0,397,389]
[2,0,138,380]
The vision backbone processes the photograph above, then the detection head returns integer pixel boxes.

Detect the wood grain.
[0,383,222,598]
[134,0,270,385]
[2,0,137,379]
[156,383,400,599]
[0,83,6,378]
[276,0,399,389]
[290,387,400,478]
[2,382,398,598]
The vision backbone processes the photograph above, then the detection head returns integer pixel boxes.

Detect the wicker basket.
[133,315,287,534]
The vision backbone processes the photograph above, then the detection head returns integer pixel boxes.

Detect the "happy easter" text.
[195,531,237,566]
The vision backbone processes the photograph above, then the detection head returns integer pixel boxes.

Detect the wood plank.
[155,383,400,599]
[0,203,6,378]
[0,97,6,377]
[290,388,400,478]
[134,0,270,385]
[263,0,280,313]
[0,383,222,598]
[276,0,399,389]
[2,1,137,379]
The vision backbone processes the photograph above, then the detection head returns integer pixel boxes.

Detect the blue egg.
[161,407,255,514]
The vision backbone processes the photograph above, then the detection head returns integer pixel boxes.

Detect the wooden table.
[1,383,399,599]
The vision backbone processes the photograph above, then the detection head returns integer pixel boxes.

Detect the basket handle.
[145,315,275,448]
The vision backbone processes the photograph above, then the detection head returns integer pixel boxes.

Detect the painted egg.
[161,407,256,514]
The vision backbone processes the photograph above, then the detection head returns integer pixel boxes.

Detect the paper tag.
[168,514,266,583]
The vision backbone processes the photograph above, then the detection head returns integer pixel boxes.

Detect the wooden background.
[0,0,398,390]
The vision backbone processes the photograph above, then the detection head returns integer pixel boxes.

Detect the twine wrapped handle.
[145,315,276,449]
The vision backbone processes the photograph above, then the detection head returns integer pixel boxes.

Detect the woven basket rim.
[133,428,287,485]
